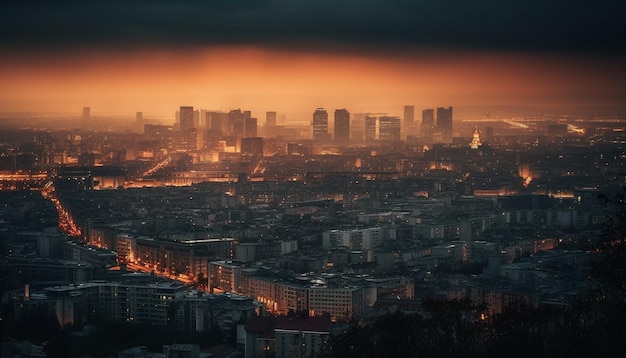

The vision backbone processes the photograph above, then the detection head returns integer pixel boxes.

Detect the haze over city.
[1,1,625,117]
[1,2,625,358]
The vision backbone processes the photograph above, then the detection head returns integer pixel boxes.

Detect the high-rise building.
[312,108,329,141]
[421,109,435,145]
[135,112,144,132]
[229,109,245,137]
[334,109,350,142]
[403,105,415,136]
[241,137,264,156]
[266,111,277,127]
[193,109,200,128]
[187,127,202,151]
[378,116,401,142]
[206,111,228,133]
[180,106,195,132]
[436,106,453,143]
[351,113,367,142]
[365,116,377,143]
[244,117,258,138]
[82,107,90,120]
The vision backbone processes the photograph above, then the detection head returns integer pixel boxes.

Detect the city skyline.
[1,3,625,355]
[0,1,625,118]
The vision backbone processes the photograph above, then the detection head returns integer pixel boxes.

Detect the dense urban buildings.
[179,106,195,131]
[1,103,624,357]
[82,107,90,121]
[265,111,277,127]
[365,115,377,143]
[404,105,415,137]
[421,108,435,145]
[378,116,401,142]
[333,108,350,142]
[312,108,329,141]
[436,106,454,143]
[2,0,623,355]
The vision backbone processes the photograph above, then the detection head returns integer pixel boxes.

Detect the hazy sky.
[1,1,624,120]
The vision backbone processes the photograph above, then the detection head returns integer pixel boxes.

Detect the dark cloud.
[1,0,624,55]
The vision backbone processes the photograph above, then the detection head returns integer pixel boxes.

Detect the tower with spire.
[469,127,482,149]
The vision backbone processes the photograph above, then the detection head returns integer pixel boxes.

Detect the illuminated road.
[138,155,172,179]
[125,261,194,284]
[567,124,585,134]
[41,182,82,238]
[41,181,194,285]
[503,120,529,129]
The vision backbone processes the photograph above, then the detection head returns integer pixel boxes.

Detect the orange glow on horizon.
[1,46,624,118]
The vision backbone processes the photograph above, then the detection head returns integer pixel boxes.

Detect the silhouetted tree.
[327,321,378,358]
[375,311,424,358]
[595,189,626,300]
[421,298,489,358]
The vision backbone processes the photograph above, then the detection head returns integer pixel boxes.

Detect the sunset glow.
[2,46,624,119]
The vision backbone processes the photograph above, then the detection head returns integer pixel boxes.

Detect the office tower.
[206,111,227,133]
[244,117,258,138]
[241,137,264,156]
[421,109,435,145]
[334,109,350,142]
[228,109,245,137]
[312,108,329,141]
[436,106,453,143]
[378,116,401,142]
[205,111,217,130]
[187,127,202,151]
[266,111,277,127]
[199,109,207,127]
[82,107,90,120]
[193,110,200,128]
[404,105,415,136]
[365,116,378,143]
[180,106,195,132]
[135,112,143,132]
[351,113,367,142]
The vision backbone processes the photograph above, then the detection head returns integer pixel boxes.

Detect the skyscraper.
[378,116,401,142]
[244,117,258,138]
[187,127,202,151]
[228,109,245,137]
[312,108,329,141]
[135,112,143,132]
[180,106,195,132]
[193,109,200,128]
[421,109,434,145]
[403,105,415,136]
[365,116,378,143]
[266,111,277,127]
[82,107,90,120]
[351,113,367,142]
[206,111,223,132]
[334,109,350,142]
[436,106,453,143]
